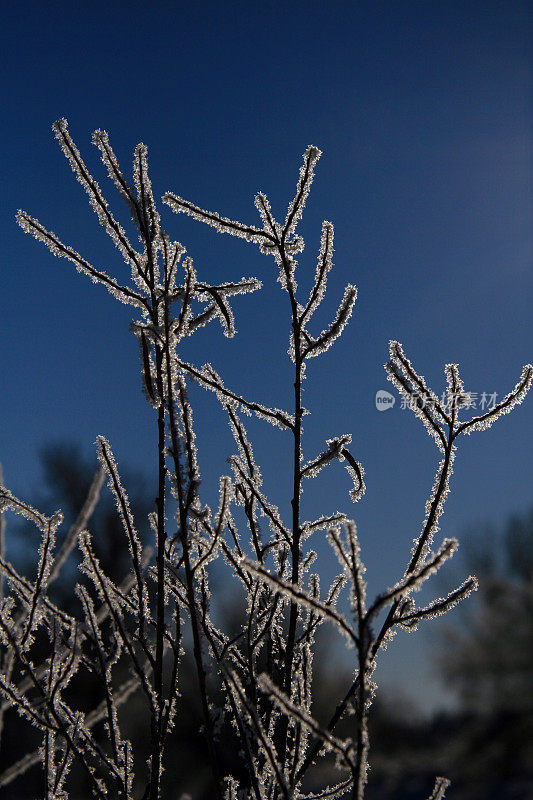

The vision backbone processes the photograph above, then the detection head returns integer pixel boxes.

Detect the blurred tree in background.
[362,508,533,800]
[433,508,533,798]
[18,442,153,590]
[440,509,533,715]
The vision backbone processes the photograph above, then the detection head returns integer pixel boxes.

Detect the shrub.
[1,121,531,799]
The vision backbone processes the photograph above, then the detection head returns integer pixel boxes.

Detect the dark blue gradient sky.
[1,0,531,711]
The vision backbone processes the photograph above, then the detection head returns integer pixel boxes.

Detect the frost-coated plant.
[1,120,531,800]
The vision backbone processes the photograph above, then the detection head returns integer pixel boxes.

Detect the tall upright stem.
[277,245,303,772]
[296,435,456,785]
[148,351,167,800]
[161,302,223,800]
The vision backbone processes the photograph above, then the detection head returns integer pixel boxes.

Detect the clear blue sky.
[1,0,531,712]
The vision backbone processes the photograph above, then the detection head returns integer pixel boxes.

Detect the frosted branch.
[259,674,355,772]
[385,342,447,451]
[300,435,352,480]
[399,576,478,628]
[300,221,335,324]
[427,777,451,800]
[174,357,295,430]
[456,363,533,435]
[96,436,151,633]
[303,285,357,359]
[52,119,144,280]
[163,192,272,246]
[369,539,458,618]
[239,558,357,646]
[283,145,322,242]
[16,212,148,310]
